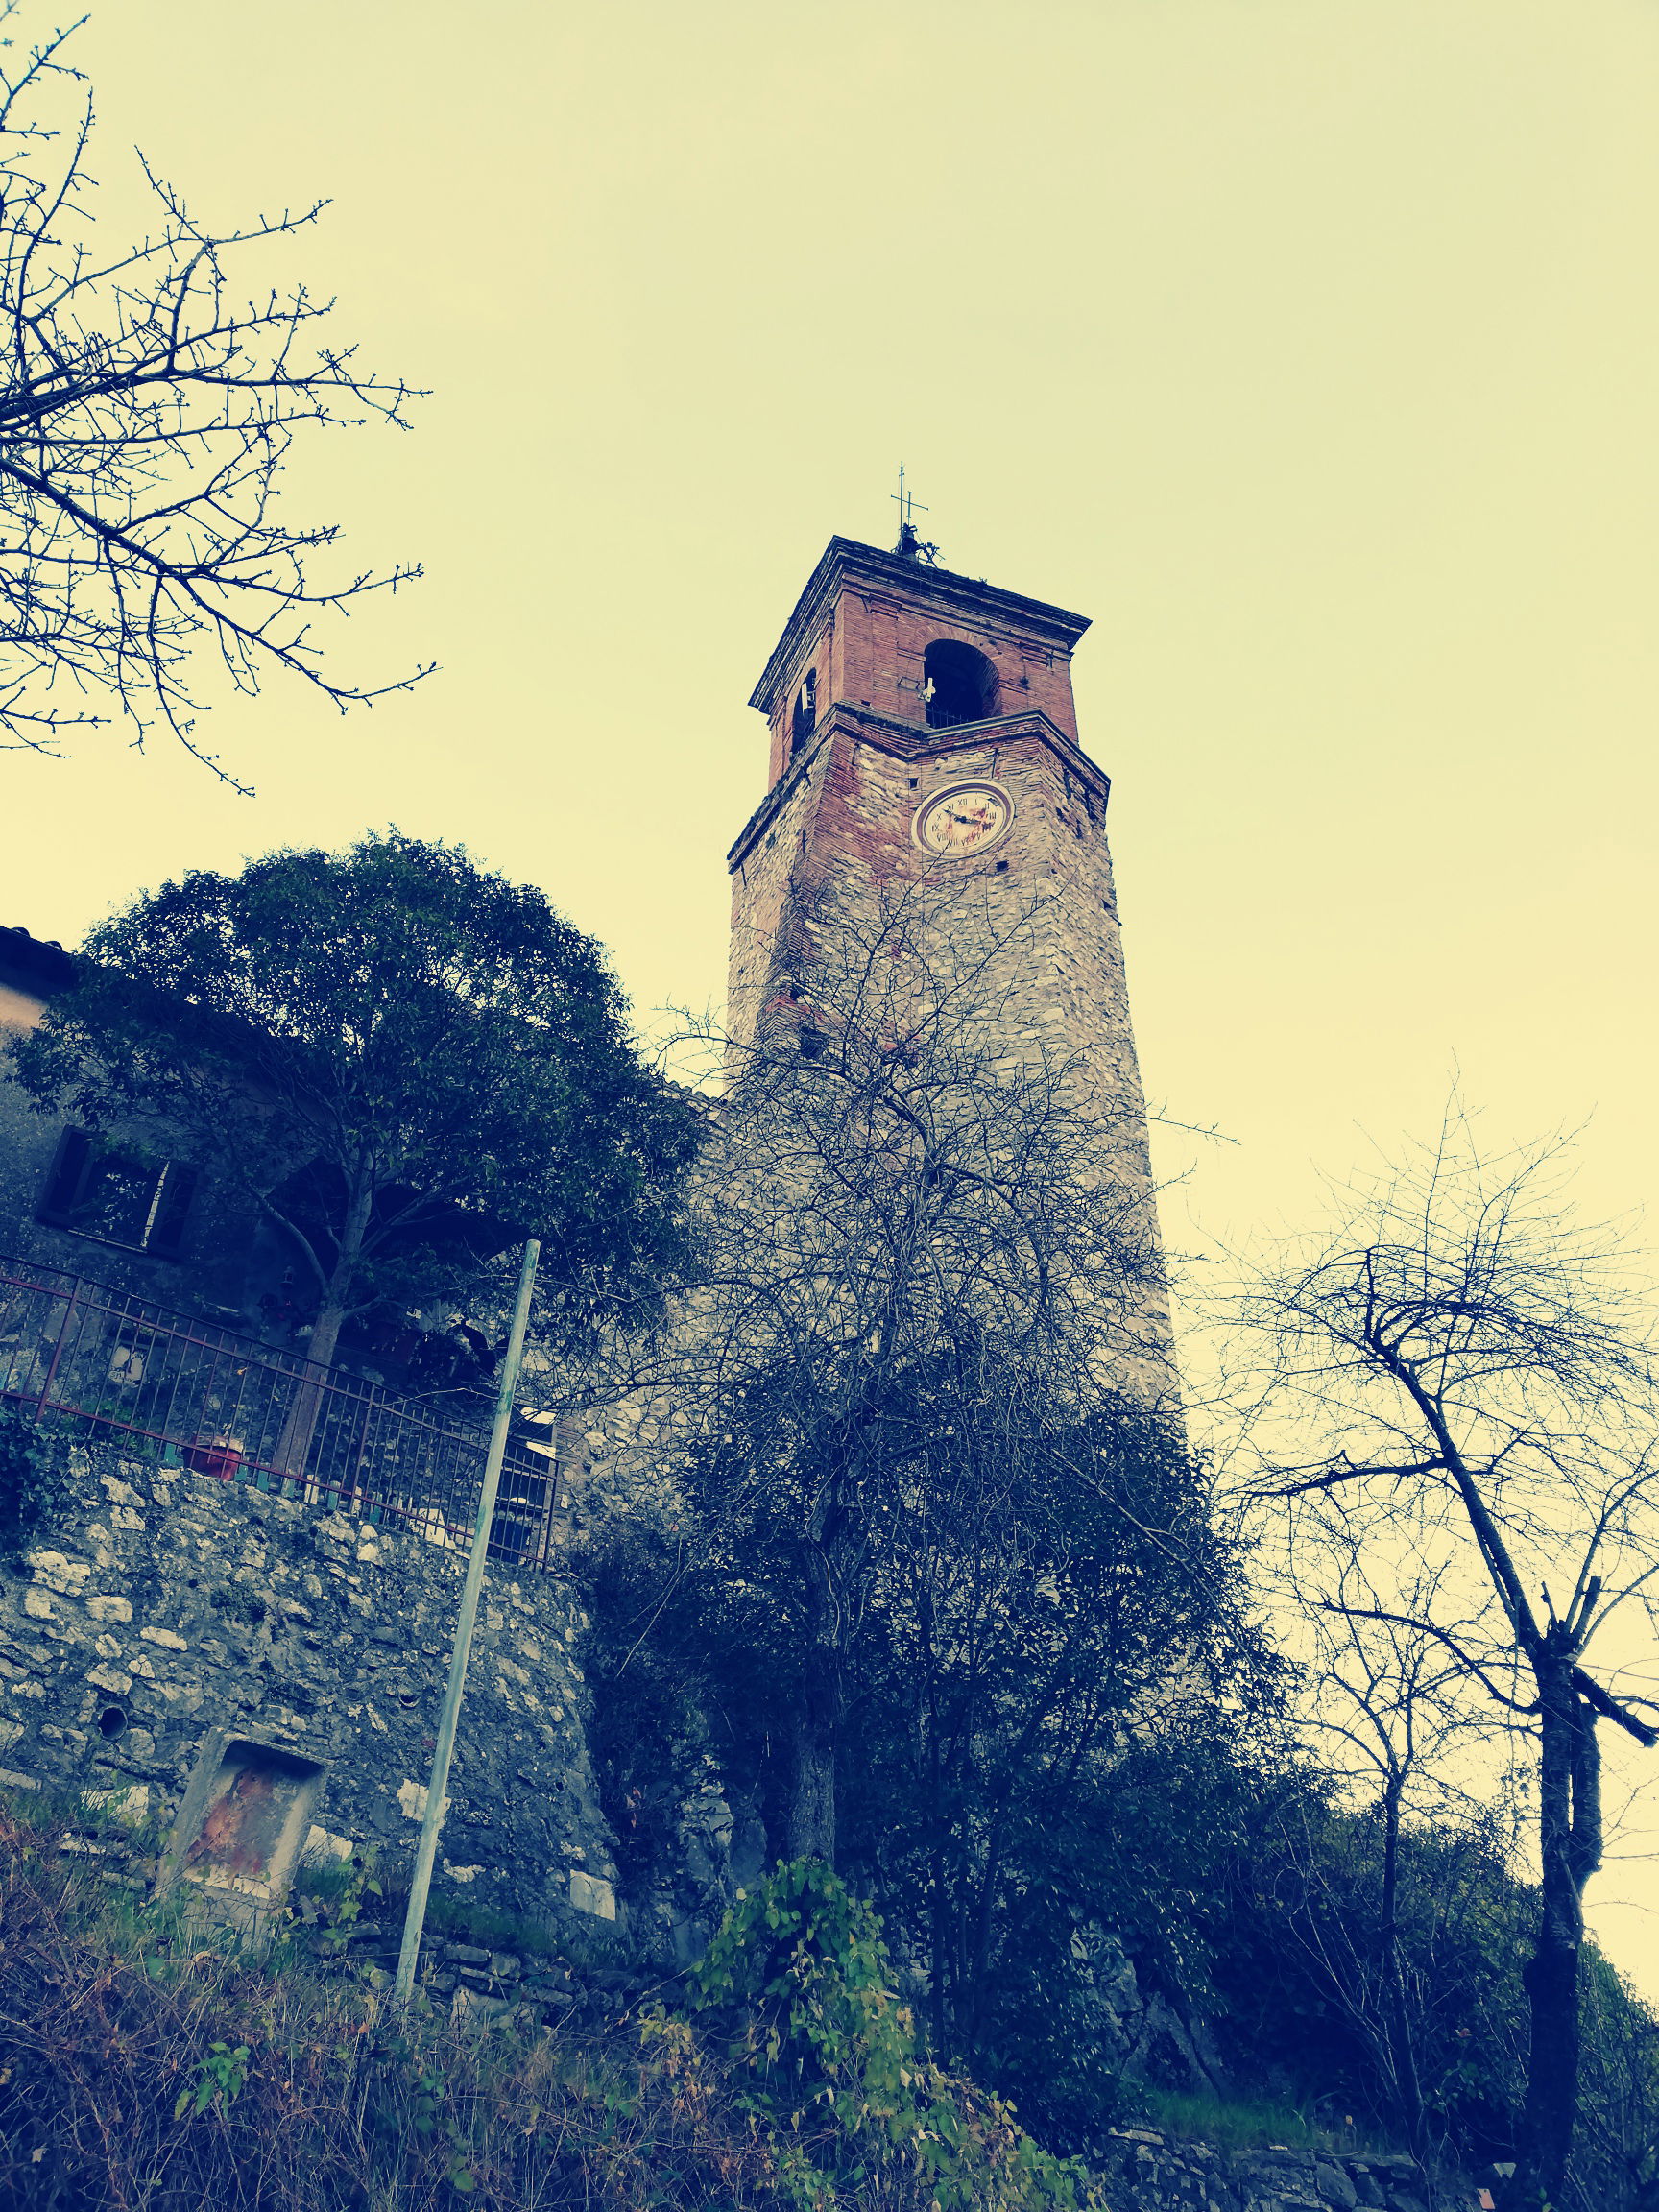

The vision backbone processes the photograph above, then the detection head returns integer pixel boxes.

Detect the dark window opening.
[799,1027,828,1061]
[39,1129,198,1258]
[923,640,999,730]
[791,668,817,754]
[995,859,1009,873]
[489,1448,556,1566]
[98,1705,128,1739]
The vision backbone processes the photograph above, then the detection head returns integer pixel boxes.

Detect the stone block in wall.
[569,1867,615,1919]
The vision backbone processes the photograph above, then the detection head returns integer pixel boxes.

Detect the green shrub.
[0,1804,1109,2210]
[0,1405,75,1556]
[673,1857,1102,2211]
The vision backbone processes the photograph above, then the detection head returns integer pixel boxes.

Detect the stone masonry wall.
[1090,2128,1471,2212]
[0,1435,621,1931]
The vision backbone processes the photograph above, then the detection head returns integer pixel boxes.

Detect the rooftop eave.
[0,923,77,997]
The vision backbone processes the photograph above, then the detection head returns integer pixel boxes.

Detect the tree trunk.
[784,1418,876,1866]
[304,1300,349,1374]
[786,1642,839,1863]
[918,1584,950,2054]
[1506,1657,1593,2211]
[275,1299,348,1492]
[964,1815,1008,2051]
[276,1176,373,1488]
[1379,1773,1428,2164]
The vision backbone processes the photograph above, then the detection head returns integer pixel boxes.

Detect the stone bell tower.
[730,534,1146,1096]
[727,531,1172,1388]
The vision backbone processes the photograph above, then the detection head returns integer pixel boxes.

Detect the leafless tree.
[661,877,1176,1858]
[1267,1534,1511,2162]
[574,876,1264,2115]
[1232,1110,1659,2211]
[0,10,426,784]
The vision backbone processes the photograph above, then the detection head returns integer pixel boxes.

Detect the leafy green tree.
[10,832,699,1381]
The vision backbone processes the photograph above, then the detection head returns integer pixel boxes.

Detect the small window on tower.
[791,669,818,753]
[38,1128,198,1258]
[922,640,999,730]
[798,1027,827,1062]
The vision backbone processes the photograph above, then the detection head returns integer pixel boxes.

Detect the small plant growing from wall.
[0,1407,73,1559]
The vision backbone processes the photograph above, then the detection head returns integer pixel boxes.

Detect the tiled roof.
[0,923,77,992]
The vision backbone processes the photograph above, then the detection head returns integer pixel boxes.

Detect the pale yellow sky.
[4,0,1659,1991]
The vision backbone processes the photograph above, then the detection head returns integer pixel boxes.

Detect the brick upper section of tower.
[746,536,1092,794]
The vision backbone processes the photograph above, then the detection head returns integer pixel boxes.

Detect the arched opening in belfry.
[923,639,999,730]
[791,667,817,754]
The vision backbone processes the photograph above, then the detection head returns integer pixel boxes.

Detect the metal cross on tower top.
[891,466,940,564]
[891,465,927,536]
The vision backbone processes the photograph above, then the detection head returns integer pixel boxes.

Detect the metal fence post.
[35,1275,82,1421]
[394,1239,541,2004]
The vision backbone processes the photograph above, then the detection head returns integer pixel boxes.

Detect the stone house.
[0,924,514,1401]
[0,930,608,1940]
[0,923,259,1322]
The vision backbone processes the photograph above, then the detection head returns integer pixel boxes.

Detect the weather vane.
[891,466,940,565]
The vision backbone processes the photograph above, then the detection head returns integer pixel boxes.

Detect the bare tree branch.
[1229,1100,1659,2210]
[0,8,428,783]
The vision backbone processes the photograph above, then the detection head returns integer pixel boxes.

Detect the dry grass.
[0,1801,795,2210]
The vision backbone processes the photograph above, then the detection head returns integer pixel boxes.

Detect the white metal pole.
[395,1238,540,2004]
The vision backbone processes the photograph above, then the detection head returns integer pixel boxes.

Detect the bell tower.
[733,537,1111,959]
[730,537,1138,1075]
[728,532,1171,1385]
[732,537,1103,1023]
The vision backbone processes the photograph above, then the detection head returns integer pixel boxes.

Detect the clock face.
[913,781,1014,857]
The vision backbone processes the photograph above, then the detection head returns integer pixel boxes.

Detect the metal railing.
[0,1252,565,1572]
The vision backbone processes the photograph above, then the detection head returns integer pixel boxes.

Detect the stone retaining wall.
[0,1436,619,1931]
[1089,2128,1467,2212]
